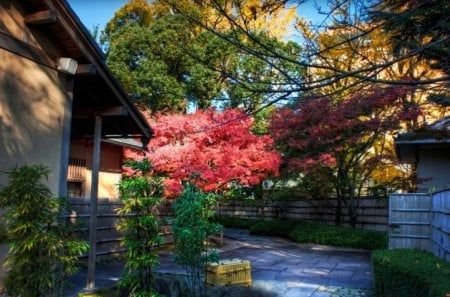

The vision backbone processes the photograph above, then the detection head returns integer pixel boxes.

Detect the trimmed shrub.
[249,220,297,237]
[372,249,450,297]
[217,216,388,250]
[287,222,387,250]
[215,216,262,230]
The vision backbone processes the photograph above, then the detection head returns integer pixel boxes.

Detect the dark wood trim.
[47,0,153,139]
[0,31,57,69]
[58,76,75,197]
[76,64,96,76]
[24,10,57,25]
[73,106,129,118]
[87,115,102,290]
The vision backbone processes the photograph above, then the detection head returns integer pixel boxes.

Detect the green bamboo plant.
[116,159,163,297]
[172,182,221,297]
[0,165,88,297]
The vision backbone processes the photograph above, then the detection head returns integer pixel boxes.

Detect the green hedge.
[250,220,297,237]
[372,249,450,297]
[287,222,387,250]
[217,216,387,250]
[215,216,262,230]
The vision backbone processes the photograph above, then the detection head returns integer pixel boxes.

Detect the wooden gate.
[432,190,450,261]
[389,193,432,250]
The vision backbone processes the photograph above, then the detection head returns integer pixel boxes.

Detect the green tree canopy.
[370,0,450,106]
[102,0,304,120]
[158,0,449,108]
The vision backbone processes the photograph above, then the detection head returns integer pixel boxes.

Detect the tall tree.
[293,0,448,193]
[370,0,450,107]
[125,108,281,197]
[103,1,209,112]
[371,0,449,75]
[165,0,449,110]
[270,85,420,226]
[102,0,303,116]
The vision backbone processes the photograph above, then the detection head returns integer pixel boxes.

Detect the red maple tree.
[125,108,281,197]
[269,86,420,226]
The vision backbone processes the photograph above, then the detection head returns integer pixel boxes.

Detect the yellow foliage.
[302,22,448,127]
[162,0,297,40]
[370,163,407,184]
[106,0,295,41]
[105,0,153,34]
[231,0,296,39]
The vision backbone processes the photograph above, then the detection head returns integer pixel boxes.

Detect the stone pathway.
[64,229,374,297]
[156,229,374,297]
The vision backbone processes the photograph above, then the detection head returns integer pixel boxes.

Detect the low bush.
[0,165,88,297]
[372,249,450,297]
[217,216,387,250]
[287,222,387,250]
[215,216,262,230]
[249,220,297,237]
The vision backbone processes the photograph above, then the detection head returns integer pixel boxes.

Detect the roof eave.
[48,0,153,140]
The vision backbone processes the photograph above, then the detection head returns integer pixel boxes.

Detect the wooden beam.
[86,115,102,292]
[76,64,97,76]
[73,106,129,118]
[0,31,56,68]
[25,10,57,25]
[58,77,75,197]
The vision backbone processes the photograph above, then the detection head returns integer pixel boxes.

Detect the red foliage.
[269,86,421,172]
[125,109,281,197]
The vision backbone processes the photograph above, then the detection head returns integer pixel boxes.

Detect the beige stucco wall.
[417,146,450,192]
[0,0,67,193]
[70,140,124,199]
[0,1,59,55]
[0,47,68,294]
[0,3,69,291]
[0,48,67,192]
[85,170,122,199]
[91,143,123,199]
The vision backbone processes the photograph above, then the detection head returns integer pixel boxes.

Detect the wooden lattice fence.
[389,190,450,261]
[218,197,389,231]
[65,198,174,258]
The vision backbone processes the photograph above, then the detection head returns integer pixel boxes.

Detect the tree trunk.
[335,195,342,226]
[349,189,357,228]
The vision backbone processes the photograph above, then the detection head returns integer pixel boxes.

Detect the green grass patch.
[372,249,450,297]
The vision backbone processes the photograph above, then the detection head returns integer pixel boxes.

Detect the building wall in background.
[417,146,450,192]
[69,140,123,199]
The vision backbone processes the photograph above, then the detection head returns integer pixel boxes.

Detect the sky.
[68,0,128,32]
[67,0,327,33]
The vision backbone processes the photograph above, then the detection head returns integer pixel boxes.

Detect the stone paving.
[64,229,374,297]
[218,229,373,297]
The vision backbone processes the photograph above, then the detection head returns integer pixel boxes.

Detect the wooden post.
[58,76,74,198]
[86,115,102,291]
